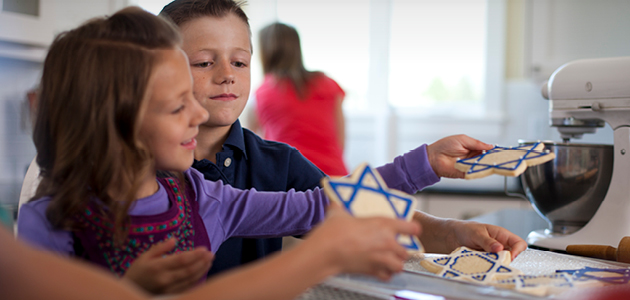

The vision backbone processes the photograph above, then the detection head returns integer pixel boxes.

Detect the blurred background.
[1,0,629,232]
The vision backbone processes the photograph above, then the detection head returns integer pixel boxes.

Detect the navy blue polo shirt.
[192,119,325,276]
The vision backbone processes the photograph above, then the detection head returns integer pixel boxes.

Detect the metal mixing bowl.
[519,141,613,234]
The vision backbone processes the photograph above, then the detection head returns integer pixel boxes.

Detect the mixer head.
[542,56,630,142]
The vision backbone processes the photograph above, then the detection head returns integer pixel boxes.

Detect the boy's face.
[179,14,251,130]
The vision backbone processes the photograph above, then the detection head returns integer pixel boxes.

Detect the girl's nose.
[213,60,235,85]
[190,95,209,125]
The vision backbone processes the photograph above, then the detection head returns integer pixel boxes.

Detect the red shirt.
[255,73,348,176]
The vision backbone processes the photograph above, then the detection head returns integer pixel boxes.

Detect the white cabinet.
[528,0,630,83]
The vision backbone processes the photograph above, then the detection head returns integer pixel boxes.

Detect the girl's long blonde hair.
[32,7,182,242]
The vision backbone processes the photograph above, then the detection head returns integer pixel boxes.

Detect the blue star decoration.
[320,162,423,253]
[420,247,521,284]
[491,274,576,297]
[454,142,555,179]
[557,267,630,285]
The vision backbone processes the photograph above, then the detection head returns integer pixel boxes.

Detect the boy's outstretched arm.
[413,211,527,258]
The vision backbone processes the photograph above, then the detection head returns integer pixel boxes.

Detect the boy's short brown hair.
[160,0,249,28]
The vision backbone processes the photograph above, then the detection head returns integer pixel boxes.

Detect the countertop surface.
[297,249,628,300]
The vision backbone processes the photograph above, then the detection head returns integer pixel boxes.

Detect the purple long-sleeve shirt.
[16,145,439,256]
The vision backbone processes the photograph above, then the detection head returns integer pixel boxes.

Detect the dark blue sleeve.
[285,148,326,192]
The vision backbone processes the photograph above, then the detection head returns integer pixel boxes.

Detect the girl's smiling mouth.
[210,93,237,101]
[181,137,197,150]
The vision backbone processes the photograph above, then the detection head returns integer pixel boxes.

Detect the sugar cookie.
[455,142,555,179]
[321,162,423,252]
[420,246,522,284]
[491,273,590,296]
[558,267,630,285]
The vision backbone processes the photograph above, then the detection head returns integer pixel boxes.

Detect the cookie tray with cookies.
[296,248,630,300]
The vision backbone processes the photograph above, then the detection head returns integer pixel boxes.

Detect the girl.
[17,5,527,295]
[254,21,348,176]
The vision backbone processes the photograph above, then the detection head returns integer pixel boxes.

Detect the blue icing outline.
[456,142,551,175]
[496,266,512,273]
[328,165,414,219]
[484,252,499,260]
[397,233,422,251]
[557,267,630,284]
[449,253,496,275]
[327,164,419,251]
[435,257,451,266]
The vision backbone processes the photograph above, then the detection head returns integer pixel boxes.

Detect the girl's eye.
[234,61,247,68]
[193,61,212,68]
[172,105,184,114]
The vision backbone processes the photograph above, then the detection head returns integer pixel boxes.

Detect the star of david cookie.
[491,273,584,296]
[321,162,423,253]
[455,142,555,179]
[557,267,630,285]
[420,246,522,284]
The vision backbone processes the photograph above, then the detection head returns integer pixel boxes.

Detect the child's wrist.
[295,237,343,278]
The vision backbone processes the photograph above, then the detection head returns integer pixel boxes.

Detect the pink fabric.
[255,74,348,176]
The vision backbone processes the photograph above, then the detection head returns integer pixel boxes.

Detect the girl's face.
[179,13,251,130]
[139,48,209,172]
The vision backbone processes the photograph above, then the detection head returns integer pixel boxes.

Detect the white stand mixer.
[528,56,630,250]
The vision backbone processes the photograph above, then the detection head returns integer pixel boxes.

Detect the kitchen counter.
[296,249,628,300]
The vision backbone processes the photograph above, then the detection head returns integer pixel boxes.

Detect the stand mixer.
[525,56,630,251]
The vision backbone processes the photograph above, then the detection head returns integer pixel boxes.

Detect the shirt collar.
[223,119,248,160]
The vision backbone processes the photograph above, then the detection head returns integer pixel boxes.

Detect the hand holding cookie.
[454,142,555,179]
[414,212,527,259]
[443,219,528,259]
[426,135,494,179]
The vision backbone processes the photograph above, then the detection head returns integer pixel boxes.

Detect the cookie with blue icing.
[420,246,522,284]
[491,273,590,296]
[558,267,630,285]
[321,162,424,253]
[455,142,555,179]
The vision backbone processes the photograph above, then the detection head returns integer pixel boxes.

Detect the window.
[389,0,486,115]
[275,0,370,110]
[135,0,496,117]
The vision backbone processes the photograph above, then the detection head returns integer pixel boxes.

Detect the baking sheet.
[296,249,630,300]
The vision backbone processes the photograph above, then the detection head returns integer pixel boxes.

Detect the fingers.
[456,134,493,152]
[388,218,421,237]
[479,236,504,253]
[161,251,214,294]
[506,237,528,258]
[485,225,528,258]
[141,238,177,260]
[158,247,213,271]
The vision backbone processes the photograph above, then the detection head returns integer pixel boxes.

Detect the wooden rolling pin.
[566,236,630,263]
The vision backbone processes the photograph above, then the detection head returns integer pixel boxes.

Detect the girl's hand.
[122,238,214,294]
[417,212,527,259]
[306,203,421,281]
[426,134,494,178]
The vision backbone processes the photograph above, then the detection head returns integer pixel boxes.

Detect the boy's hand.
[426,134,493,178]
[417,212,527,259]
[122,238,214,294]
[308,203,420,281]
[444,219,527,258]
